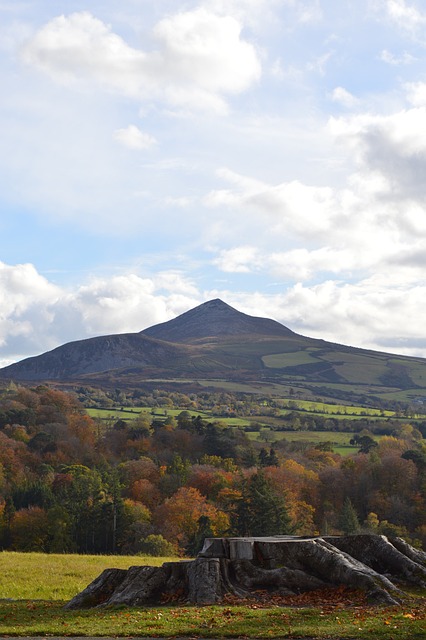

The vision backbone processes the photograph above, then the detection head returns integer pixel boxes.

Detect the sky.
[2,0,426,366]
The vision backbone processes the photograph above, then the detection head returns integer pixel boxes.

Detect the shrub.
[138,534,177,556]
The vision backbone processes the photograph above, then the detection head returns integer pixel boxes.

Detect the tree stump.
[64,534,426,609]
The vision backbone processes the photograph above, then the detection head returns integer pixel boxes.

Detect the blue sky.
[2,0,426,365]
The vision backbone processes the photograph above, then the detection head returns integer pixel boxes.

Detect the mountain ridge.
[0,298,425,403]
[0,299,294,382]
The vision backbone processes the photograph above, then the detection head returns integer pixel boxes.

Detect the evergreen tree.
[268,448,279,466]
[259,448,279,467]
[259,448,270,467]
[339,497,360,534]
[235,471,293,536]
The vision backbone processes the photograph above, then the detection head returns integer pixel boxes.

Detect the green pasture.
[87,407,150,421]
[0,551,178,601]
[0,552,424,638]
[280,398,394,417]
[248,429,379,454]
[262,350,319,368]
[319,350,389,386]
[86,406,213,423]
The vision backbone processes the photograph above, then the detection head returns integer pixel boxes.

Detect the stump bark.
[65,534,426,609]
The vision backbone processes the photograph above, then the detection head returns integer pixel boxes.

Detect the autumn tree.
[185,514,214,556]
[153,486,229,551]
[10,506,50,551]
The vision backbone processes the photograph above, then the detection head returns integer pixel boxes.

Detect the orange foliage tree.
[153,486,229,550]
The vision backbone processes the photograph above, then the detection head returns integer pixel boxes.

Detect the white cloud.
[21,12,145,91]
[383,0,426,31]
[153,271,199,297]
[268,247,359,280]
[0,261,61,356]
[206,171,338,240]
[213,246,261,272]
[212,239,406,283]
[58,272,202,339]
[405,81,426,106]
[205,100,426,291]
[329,107,426,202]
[154,9,260,94]
[113,125,157,150]
[20,9,261,114]
[330,87,359,108]
[0,263,202,361]
[380,49,416,65]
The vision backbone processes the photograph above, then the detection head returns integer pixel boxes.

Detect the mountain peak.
[199,298,233,309]
[0,299,295,382]
[142,298,294,343]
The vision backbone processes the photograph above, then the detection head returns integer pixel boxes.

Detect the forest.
[0,384,425,556]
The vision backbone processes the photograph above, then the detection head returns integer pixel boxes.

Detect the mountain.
[0,299,293,382]
[1,298,426,403]
[143,298,295,342]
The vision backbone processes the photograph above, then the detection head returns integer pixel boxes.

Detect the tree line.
[0,385,425,555]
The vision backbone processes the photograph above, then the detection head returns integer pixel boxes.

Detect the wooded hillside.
[0,385,425,554]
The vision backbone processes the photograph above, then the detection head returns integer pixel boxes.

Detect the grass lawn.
[0,552,424,638]
[0,598,424,638]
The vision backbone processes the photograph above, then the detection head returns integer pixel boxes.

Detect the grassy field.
[0,552,424,638]
[87,406,213,422]
[0,551,178,601]
[279,398,395,417]
[87,398,399,429]
[247,428,380,455]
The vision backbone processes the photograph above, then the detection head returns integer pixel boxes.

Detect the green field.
[86,406,213,423]
[262,350,319,368]
[0,551,179,601]
[247,428,376,454]
[279,398,394,417]
[87,395,399,428]
[0,552,424,638]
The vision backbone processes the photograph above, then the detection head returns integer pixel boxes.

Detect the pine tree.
[339,497,360,534]
[236,471,293,536]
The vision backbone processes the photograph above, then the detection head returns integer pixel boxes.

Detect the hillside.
[0,332,194,381]
[1,298,426,404]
